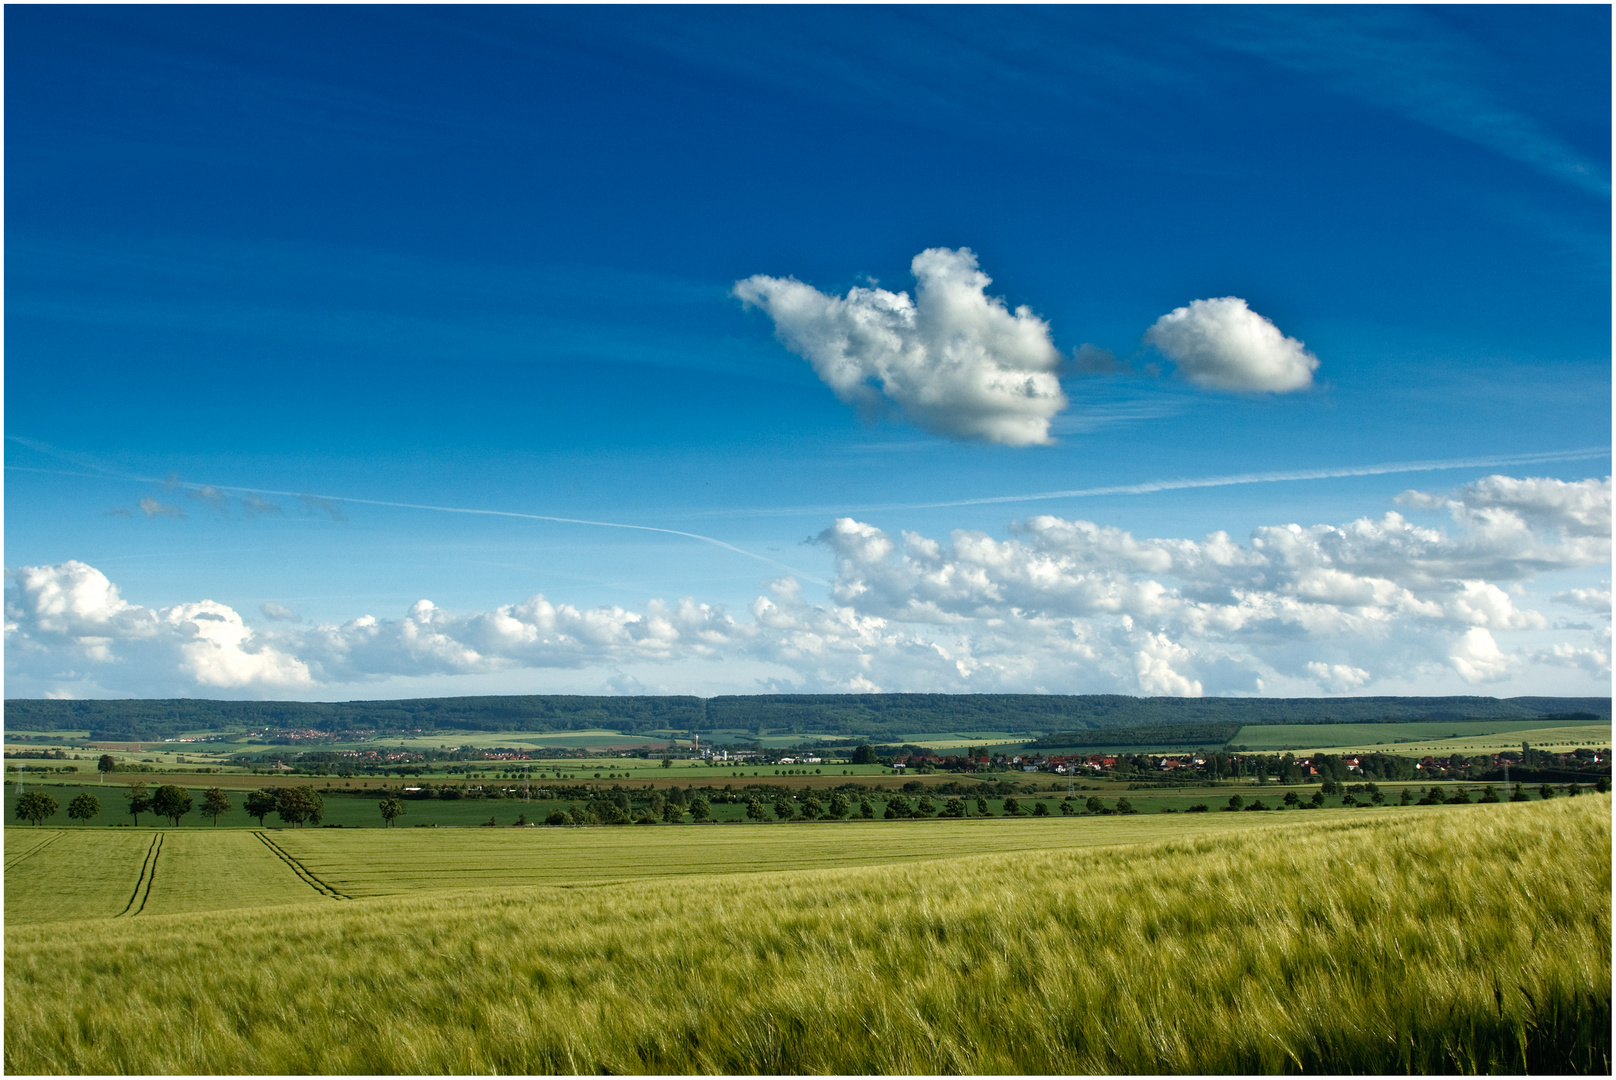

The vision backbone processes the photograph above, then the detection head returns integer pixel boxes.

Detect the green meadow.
[4,798,1608,1074]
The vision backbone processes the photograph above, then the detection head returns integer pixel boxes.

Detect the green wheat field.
[5,797,1610,1074]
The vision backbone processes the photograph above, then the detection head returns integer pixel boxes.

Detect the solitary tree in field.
[1086,796,1104,813]
[380,797,406,827]
[201,788,232,825]
[17,791,58,826]
[1032,801,1050,817]
[1400,788,1413,805]
[976,797,990,816]
[1226,794,1244,812]
[828,792,850,819]
[68,792,100,824]
[97,754,117,779]
[745,798,766,822]
[1115,797,1134,815]
[1538,783,1555,800]
[1283,791,1300,807]
[858,798,874,819]
[803,796,824,819]
[1511,784,1530,802]
[689,797,711,822]
[244,789,278,826]
[660,757,673,769]
[125,781,152,826]
[773,795,795,821]
[1003,797,1021,816]
[153,785,193,826]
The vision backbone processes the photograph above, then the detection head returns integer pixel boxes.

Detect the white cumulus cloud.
[5,561,311,691]
[1306,661,1372,692]
[1554,584,1611,614]
[1449,627,1515,684]
[1144,296,1318,393]
[735,247,1067,446]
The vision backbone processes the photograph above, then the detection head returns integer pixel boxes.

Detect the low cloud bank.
[7,475,1607,698]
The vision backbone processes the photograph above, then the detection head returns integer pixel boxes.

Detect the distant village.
[131,725,1604,788]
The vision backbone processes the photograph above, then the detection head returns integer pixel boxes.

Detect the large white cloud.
[6,475,1608,699]
[734,247,1067,446]
[1144,296,1318,393]
[808,474,1609,691]
[5,561,311,690]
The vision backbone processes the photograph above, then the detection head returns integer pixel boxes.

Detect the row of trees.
[543,793,714,826]
[12,783,323,827]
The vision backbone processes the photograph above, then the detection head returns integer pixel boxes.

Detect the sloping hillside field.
[5,798,1608,1074]
[1228,718,1606,751]
[4,811,1391,920]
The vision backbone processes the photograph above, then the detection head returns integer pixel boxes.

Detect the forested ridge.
[4,693,1606,742]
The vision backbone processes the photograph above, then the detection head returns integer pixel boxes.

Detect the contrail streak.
[8,442,1607,576]
[738,446,1611,515]
[207,485,834,587]
[3,454,831,586]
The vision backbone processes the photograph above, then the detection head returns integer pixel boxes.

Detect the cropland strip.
[1227,717,1604,751]
[1288,723,1612,757]
[254,832,351,900]
[123,833,163,916]
[5,798,1607,1075]
[6,831,341,926]
[4,831,161,924]
[136,832,344,917]
[274,805,1467,899]
[4,830,63,870]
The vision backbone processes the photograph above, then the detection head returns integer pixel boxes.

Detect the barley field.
[5,830,333,924]
[269,808,1359,898]
[5,797,1608,1074]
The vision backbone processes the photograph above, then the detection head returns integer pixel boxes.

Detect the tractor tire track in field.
[119,834,162,917]
[5,831,64,870]
[255,832,350,900]
[133,833,164,916]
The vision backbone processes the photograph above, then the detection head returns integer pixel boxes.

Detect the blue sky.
[5,6,1609,701]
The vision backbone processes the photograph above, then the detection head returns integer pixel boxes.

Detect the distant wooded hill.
[4,693,1607,743]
